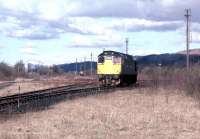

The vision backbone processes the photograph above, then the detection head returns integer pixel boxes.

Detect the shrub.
[14,60,25,77]
[0,62,14,80]
[184,67,200,98]
[139,66,200,92]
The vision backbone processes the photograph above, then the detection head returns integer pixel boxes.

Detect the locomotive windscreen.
[113,57,121,64]
[98,56,104,63]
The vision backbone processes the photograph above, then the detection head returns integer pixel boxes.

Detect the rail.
[0,84,114,113]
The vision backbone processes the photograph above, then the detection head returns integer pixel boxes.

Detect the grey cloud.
[121,22,183,32]
[69,0,140,18]
[68,42,122,48]
[69,0,200,22]
[0,0,199,40]
[191,23,200,32]
[11,32,59,40]
[0,7,91,40]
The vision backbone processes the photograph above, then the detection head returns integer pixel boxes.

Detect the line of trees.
[0,61,64,81]
[0,62,14,80]
[0,60,26,80]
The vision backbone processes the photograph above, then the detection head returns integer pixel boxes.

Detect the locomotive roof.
[99,51,133,58]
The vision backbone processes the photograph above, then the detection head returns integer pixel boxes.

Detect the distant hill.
[58,53,200,72]
[136,54,186,67]
[136,53,200,68]
[177,48,200,55]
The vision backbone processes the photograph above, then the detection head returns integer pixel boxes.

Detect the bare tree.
[52,65,64,75]
[38,66,51,75]
[14,60,25,77]
[0,62,14,80]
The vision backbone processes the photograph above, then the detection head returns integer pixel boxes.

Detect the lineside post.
[90,53,93,76]
[84,57,86,76]
[18,85,20,109]
[185,9,191,71]
[125,38,129,54]
[75,58,77,76]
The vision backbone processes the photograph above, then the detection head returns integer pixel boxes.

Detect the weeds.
[184,67,200,99]
[140,65,200,98]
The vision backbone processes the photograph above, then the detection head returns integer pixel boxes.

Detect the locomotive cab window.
[113,56,121,64]
[104,56,112,60]
[98,56,104,63]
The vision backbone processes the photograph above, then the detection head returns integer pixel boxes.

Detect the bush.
[184,67,200,98]
[139,66,199,90]
[38,66,51,75]
[0,62,14,80]
[52,65,64,75]
[14,60,25,77]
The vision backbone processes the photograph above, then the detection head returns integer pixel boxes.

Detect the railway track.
[0,80,153,113]
[0,83,114,113]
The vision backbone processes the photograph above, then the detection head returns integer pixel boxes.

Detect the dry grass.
[139,66,200,95]
[0,87,200,139]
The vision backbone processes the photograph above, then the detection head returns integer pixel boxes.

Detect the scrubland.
[0,66,200,139]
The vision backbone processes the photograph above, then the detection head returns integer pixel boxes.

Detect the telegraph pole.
[75,58,77,76]
[84,57,86,76]
[185,9,191,71]
[90,53,93,76]
[125,38,128,54]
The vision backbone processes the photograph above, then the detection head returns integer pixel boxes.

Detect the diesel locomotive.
[97,51,137,86]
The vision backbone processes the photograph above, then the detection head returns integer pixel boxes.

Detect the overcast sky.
[0,0,200,65]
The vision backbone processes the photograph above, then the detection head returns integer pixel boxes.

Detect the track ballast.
[0,84,114,113]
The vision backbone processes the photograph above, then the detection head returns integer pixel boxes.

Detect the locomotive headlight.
[114,75,119,79]
[98,74,103,79]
